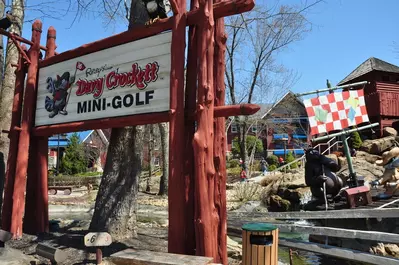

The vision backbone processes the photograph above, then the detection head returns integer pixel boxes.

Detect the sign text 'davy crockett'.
[76,62,158,114]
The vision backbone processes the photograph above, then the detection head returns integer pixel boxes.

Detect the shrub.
[227,167,242,177]
[232,135,263,157]
[351,131,363,149]
[232,182,261,202]
[286,152,298,169]
[266,155,278,166]
[268,164,277,171]
[228,159,240,168]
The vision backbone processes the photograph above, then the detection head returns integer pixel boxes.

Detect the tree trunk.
[360,136,396,155]
[89,0,149,241]
[146,125,154,192]
[0,0,24,164]
[158,122,169,195]
[238,118,249,165]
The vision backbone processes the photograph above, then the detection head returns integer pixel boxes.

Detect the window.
[231,124,238,133]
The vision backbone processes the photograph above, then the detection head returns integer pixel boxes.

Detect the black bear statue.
[304,148,343,202]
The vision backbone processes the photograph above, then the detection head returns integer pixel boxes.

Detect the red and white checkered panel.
[303,89,369,136]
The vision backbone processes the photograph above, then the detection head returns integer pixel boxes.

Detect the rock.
[338,157,347,168]
[0,247,38,264]
[385,244,399,258]
[268,195,291,212]
[370,243,387,256]
[355,151,381,164]
[277,187,310,203]
[360,136,396,155]
[338,157,384,183]
[383,127,398,137]
[325,154,338,164]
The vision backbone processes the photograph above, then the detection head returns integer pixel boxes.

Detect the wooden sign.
[84,232,112,247]
[35,32,172,126]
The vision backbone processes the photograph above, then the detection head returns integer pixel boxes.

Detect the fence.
[228,208,399,265]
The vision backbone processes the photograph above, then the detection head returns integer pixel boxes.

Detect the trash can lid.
[242,223,277,232]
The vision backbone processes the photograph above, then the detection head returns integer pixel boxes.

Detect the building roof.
[338,57,399,85]
[261,91,305,119]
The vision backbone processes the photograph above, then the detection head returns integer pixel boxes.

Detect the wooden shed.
[338,57,399,136]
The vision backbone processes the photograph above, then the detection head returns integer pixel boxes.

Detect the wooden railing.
[228,208,399,265]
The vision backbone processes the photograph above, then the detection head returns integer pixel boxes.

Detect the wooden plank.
[227,221,399,244]
[274,223,399,244]
[228,208,399,220]
[110,249,214,265]
[279,239,399,265]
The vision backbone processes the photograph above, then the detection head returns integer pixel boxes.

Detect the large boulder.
[338,156,384,182]
[356,151,381,164]
[268,195,291,212]
[338,156,347,168]
[360,136,396,155]
[277,187,311,203]
[383,127,398,137]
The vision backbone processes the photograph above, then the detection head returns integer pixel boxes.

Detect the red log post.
[24,26,55,234]
[193,0,219,259]
[182,0,200,255]
[1,45,28,232]
[168,0,188,253]
[10,20,42,238]
[213,5,228,263]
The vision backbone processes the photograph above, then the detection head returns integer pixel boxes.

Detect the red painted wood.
[0,29,49,52]
[24,26,56,234]
[10,20,42,238]
[1,45,28,232]
[182,0,199,255]
[213,7,228,263]
[39,20,174,68]
[33,111,170,136]
[187,0,254,25]
[168,9,188,254]
[193,0,218,259]
[214,104,260,117]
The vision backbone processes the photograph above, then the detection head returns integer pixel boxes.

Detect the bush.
[266,155,278,166]
[232,182,261,202]
[228,159,240,168]
[227,167,242,177]
[232,135,263,157]
[351,131,363,149]
[268,164,277,171]
[285,152,298,169]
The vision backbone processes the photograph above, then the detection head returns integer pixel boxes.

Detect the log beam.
[1,45,27,232]
[9,21,42,238]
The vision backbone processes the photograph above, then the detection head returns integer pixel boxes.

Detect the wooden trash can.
[242,223,279,265]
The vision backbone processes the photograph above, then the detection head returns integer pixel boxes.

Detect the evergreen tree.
[60,133,88,175]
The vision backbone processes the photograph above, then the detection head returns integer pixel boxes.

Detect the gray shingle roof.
[338,57,399,85]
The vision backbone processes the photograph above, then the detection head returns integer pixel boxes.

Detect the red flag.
[76,61,86,71]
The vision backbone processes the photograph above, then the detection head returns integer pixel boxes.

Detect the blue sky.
[15,0,399,96]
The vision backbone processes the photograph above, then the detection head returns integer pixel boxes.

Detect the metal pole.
[312,123,379,142]
[56,134,60,175]
[341,134,357,187]
[296,81,368,97]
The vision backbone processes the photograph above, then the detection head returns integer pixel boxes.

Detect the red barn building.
[338,57,399,135]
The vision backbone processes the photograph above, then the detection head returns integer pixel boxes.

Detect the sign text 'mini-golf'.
[35,32,172,126]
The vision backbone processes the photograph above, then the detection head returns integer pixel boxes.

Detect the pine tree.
[351,131,363,149]
[60,133,87,175]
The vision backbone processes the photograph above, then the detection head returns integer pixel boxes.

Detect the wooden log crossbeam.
[0,29,49,52]
[8,34,31,64]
